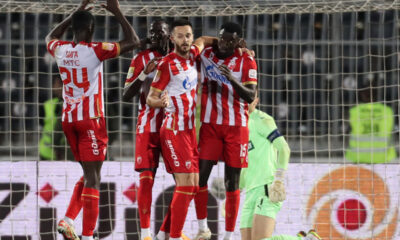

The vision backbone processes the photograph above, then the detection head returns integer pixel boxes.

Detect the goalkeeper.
[239,94,322,240]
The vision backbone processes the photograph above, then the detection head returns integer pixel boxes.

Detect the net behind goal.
[0,0,399,239]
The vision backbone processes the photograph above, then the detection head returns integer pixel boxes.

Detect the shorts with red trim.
[134,131,161,171]
[198,123,249,168]
[62,117,108,162]
[160,126,199,174]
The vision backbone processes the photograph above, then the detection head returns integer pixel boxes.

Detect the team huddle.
[45,0,322,240]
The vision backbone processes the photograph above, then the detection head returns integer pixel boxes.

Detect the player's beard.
[175,43,191,56]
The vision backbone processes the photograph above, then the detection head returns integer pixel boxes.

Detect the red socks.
[225,190,240,232]
[194,185,208,220]
[138,171,155,229]
[65,176,84,220]
[81,187,100,236]
[169,186,198,238]
[160,204,172,233]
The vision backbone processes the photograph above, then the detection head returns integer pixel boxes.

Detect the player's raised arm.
[101,0,139,54]
[45,0,93,44]
[193,36,217,53]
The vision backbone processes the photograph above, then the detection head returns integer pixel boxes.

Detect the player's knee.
[84,172,101,189]
[225,178,239,192]
[224,174,240,191]
[225,166,241,191]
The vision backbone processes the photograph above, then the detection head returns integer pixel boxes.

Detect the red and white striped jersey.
[151,46,200,131]
[125,49,164,133]
[47,40,120,122]
[200,47,257,127]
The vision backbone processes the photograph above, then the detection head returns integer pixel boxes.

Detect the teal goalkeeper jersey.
[240,109,279,192]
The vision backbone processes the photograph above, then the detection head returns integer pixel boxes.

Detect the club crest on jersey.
[227,57,237,69]
[102,42,115,51]
[175,61,184,72]
[136,156,142,164]
[185,160,191,169]
[205,64,230,85]
[209,51,215,59]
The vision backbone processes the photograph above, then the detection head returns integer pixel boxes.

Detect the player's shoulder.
[200,46,215,59]
[157,53,175,69]
[54,40,72,45]
[255,109,272,118]
[241,50,256,62]
[202,46,214,53]
[47,39,72,48]
[131,49,149,62]
[161,52,176,63]
[137,48,154,57]
[253,109,275,123]
[190,44,200,53]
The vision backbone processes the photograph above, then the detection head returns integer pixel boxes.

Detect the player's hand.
[238,38,247,48]
[144,57,161,74]
[268,169,286,202]
[78,0,95,11]
[218,64,234,82]
[101,0,120,14]
[268,180,286,202]
[161,90,169,108]
[238,48,255,57]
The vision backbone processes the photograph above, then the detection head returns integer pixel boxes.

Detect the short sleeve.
[242,54,258,85]
[151,59,170,92]
[93,42,120,61]
[124,54,145,86]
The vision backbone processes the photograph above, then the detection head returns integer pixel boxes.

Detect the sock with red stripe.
[225,189,240,232]
[138,171,154,228]
[169,186,198,238]
[81,188,100,237]
[65,176,84,221]
[194,185,209,230]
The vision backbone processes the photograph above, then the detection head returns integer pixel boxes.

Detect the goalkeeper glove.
[268,168,286,203]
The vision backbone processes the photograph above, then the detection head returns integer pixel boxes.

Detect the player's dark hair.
[153,18,167,25]
[170,18,192,32]
[220,22,242,37]
[71,10,95,34]
[152,18,169,30]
